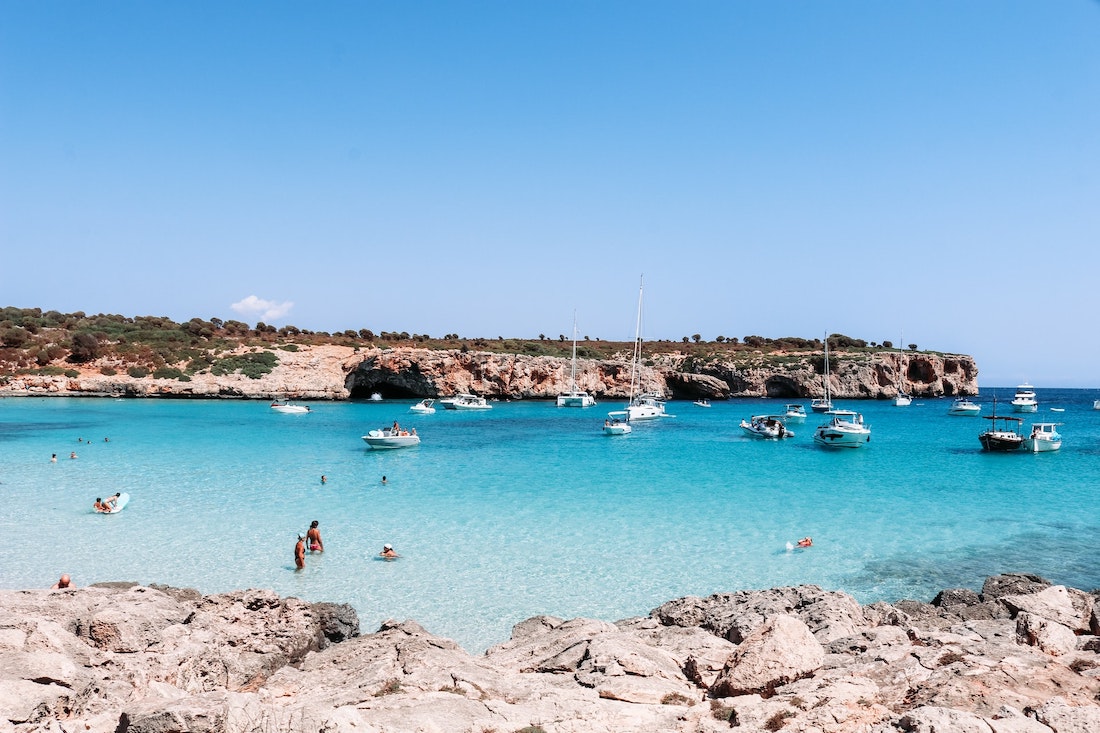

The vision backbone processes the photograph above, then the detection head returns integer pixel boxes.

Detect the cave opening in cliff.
[764,377,801,398]
[349,384,423,399]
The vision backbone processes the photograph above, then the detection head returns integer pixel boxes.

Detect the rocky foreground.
[3,574,1098,733]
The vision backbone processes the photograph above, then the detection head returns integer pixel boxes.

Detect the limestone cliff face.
[0,345,978,401]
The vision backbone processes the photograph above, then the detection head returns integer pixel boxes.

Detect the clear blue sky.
[2,2,1098,387]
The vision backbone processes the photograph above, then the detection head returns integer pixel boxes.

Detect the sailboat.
[605,278,667,432]
[556,312,596,407]
[893,334,912,406]
[810,333,833,413]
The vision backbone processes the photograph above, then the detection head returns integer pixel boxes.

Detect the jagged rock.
[982,573,1053,601]
[1016,613,1078,656]
[898,705,995,732]
[709,615,825,698]
[652,585,867,643]
[1002,586,1095,634]
[1,575,1097,732]
[935,588,983,607]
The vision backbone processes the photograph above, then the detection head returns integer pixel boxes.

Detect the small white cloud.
[231,295,294,322]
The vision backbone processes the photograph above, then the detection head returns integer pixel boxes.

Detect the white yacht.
[1011,384,1038,413]
[447,393,492,410]
[894,391,912,407]
[948,398,982,416]
[813,410,871,448]
[557,314,596,408]
[740,415,795,439]
[1023,422,1062,453]
[409,399,436,414]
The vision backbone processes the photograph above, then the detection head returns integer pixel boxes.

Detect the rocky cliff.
[0,345,979,401]
[2,574,1097,732]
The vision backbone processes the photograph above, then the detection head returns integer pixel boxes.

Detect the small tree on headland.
[69,332,99,362]
[908,343,918,351]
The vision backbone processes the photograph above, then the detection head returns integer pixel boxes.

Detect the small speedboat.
[948,398,981,416]
[409,399,436,414]
[1023,422,1062,453]
[603,414,632,435]
[813,410,870,448]
[740,415,794,439]
[362,427,420,449]
[369,392,383,402]
[693,399,711,408]
[810,398,833,413]
[781,404,807,422]
[271,401,310,414]
[894,392,912,407]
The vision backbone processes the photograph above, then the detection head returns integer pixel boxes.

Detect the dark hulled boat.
[979,398,1024,452]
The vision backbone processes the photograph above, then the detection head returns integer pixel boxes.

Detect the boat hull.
[812,428,870,448]
[271,404,310,414]
[1023,437,1061,452]
[979,432,1023,452]
[1011,402,1038,413]
[603,423,631,435]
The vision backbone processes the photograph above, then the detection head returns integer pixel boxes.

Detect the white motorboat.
[557,313,596,408]
[694,399,711,408]
[369,392,383,401]
[813,410,870,448]
[894,392,912,407]
[1011,384,1038,413]
[1023,422,1062,453]
[811,334,833,413]
[409,399,436,414]
[444,393,492,410]
[1094,400,1100,410]
[603,415,632,435]
[948,398,982,416]
[270,400,310,414]
[781,404,807,423]
[740,415,795,439]
[362,427,420,449]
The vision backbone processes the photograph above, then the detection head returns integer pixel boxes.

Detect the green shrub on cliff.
[210,351,278,379]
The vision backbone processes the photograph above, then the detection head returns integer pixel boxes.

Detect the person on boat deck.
[93,497,109,513]
[392,420,400,432]
[797,537,813,548]
[307,520,323,552]
[106,493,120,508]
[294,535,306,570]
[380,543,399,559]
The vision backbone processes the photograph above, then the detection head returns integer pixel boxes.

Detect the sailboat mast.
[569,311,578,391]
[628,278,644,403]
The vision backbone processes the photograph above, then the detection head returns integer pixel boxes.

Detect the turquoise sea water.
[3,391,1099,652]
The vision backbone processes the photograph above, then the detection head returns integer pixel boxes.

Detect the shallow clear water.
[2,390,1098,652]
